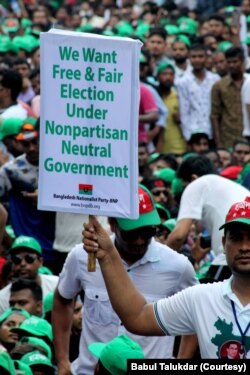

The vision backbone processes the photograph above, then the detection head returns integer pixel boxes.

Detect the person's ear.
[191,174,198,181]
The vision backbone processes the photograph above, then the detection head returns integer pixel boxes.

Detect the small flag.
[79,184,93,195]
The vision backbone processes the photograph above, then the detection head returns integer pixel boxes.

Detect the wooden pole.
[87,215,96,272]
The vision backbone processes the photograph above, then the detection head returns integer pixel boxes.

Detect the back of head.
[177,155,215,183]
[225,46,245,61]
[0,69,23,102]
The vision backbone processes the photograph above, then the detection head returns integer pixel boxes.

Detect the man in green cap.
[0,118,24,158]
[0,236,58,315]
[89,334,144,375]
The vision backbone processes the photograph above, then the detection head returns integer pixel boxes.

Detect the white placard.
[38,29,142,218]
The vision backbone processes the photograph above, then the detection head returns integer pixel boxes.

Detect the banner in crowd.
[38,29,142,218]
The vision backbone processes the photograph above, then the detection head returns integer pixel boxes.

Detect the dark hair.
[148,26,167,40]
[177,155,215,182]
[233,139,250,150]
[12,57,30,68]
[188,133,209,145]
[225,46,245,61]
[190,44,207,53]
[94,359,112,375]
[158,154,178,171]
[226,341,239,348]
[29,68,40,80]
[10,279,42,302]
[208,14,226,25]
[0,69,23,101]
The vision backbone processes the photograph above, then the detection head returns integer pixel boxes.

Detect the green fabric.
[11,236,42,255]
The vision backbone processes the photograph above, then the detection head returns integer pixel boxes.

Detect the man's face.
[72,300,83,333]
[226,56,244,77]
[114,224,155,263]
[11,250,42,279]
[146,35,166,58]
[138,145,149,167]
[13,63,30,79]
[151,187,168,205]
[191,138,209,154]
[227,343,238,358]
[218,149,231,168]
[190,49,206,71]
[157,68,175,88]
[21,135,39,165]
[9,289,42,316]
[31,74,40,95]
[209,20,224,37]
[212,53,228,76]
[233,143,250,165]
[0,314,26,345]
[223,224,250,276]
[32,10,48,26]
[172,42,189,64]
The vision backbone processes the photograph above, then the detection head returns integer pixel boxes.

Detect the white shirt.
[177,175,249,259]
[241,74,250,136]
[177,70,220,140]
[58,238,197,375]
[0,274,59,315]
[1,103,27,120]
[154,277,250,358]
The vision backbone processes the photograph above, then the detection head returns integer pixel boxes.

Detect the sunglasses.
[10,254,38,265]
[119,226,157,242]
[151,190,168,197]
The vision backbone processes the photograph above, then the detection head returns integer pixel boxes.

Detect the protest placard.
[38,29,142,218]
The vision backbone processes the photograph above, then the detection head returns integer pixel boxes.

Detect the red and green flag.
[79,184,93,195]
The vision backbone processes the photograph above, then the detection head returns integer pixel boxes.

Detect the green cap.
[225,6,235,13]
[14,360,33,375]
[217,41,233,52]
[76,23,94,32]
[154,168,176,184]
[38,266,53,275]
[19,337,52,360]
[135,23,150,38]
[0,118,23,141]
[156,62,175,76]
[247,15,250,23]
[11,316,53,345]
[115,21,133,37]
[12,35,39,53]
[43,292,54,314]
[0,38,13,53]
[148,152,160,164]
[21,19,32,29]
[161,218,177,232]
[155,203,171,220]
[0,308,30,325]
[89,335,144,375]
[173,34,191,47]
[165,24,179,35]
[10,236,42,255]
[116,185,161,231]
[0,352,16,375]
[20,351,54,372]
[22,117,37,128]
[2,18,19,33]
[178,18,198,35]
[102,30,115,37]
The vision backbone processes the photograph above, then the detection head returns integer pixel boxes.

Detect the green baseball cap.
[139,53,147,64]
[11,316,53,345]
[0,37,12,53]
[21,19,32,29]
[135,22,150,38]
[20,351,54,373]
[171,177,184,196]
[88,335,144,375]
[0,352,16,375]
[19,337,52,360]
[12,35,39,53]
[161,218,177,232]
[2,18,19,33]
[217,41,233,52]
[43,292,54,314]
[173,34,191,47]
[14,360,33,375]
[154,168,176,184]
[5,225,16,239]
[0,308,30,325]
[156,62,175,76]
[115,22,133,37]
[0,118,23,141]
[148,152,160,164]
[116,185,161,231]
[10,236,42,255]
[178,18,198,36]
[165,24,179,35]
[155,203,171,220]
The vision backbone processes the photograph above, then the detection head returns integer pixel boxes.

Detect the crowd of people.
[0,0,250,374]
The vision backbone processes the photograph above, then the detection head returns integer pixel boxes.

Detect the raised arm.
[83,216,164,336]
